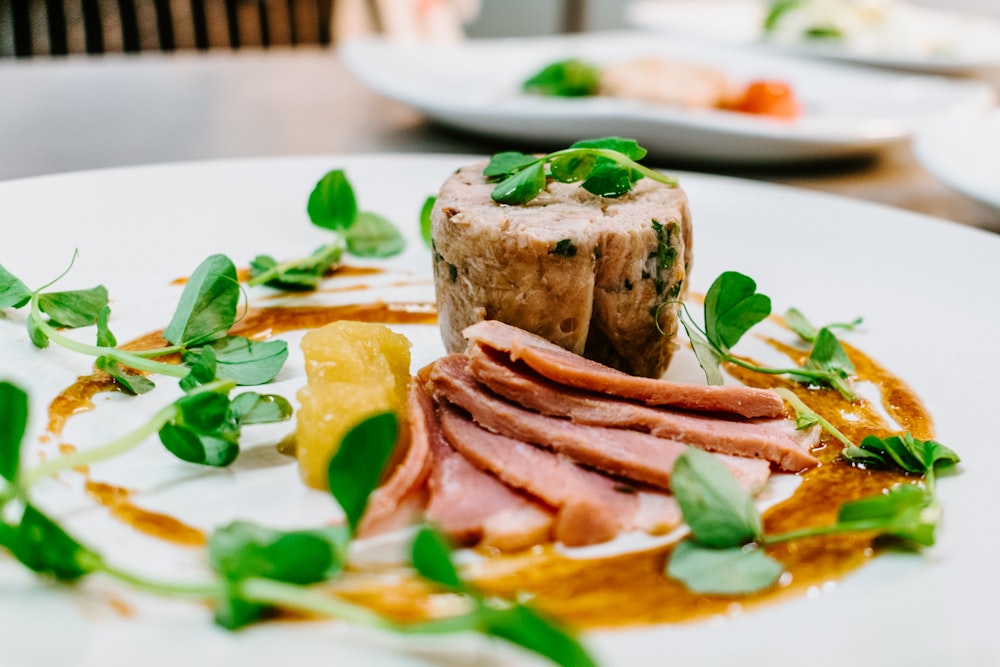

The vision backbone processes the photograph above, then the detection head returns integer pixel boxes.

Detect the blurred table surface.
[1,45,998,231]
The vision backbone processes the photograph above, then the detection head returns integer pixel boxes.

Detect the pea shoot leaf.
[160,424,239,467]
[763,0,804,31]
[95,306,117,347]
[490,160,547,205]
[307,169,358,232]
[803,327,855,377]
[249,242,342,291]
[184,336,289,387]
[667,541,783,595]
[549,152,596,183]
[483,151,540,180]
[571,137,646,161]
[164,254,239,348]
[419,195,436,248]
[522,58,600,97]
[843,432,960,476]
[228,392,293,426]
[680,319,726,386]
[327,411,399,533]
[579,158,640,198]
[704,271,771,352]
[37,286,108,328]
[0,264,31,310]
[478,603,598,667]
[10,504,101,581]
[411,525,462,590]
[671,447,761,548]
[836,484,937,546]
[0,381,28,483]
[344,212,407,258]
[95,356,155,395]
[208,520,350,629]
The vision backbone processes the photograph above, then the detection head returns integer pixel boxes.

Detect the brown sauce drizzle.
[85,481,207,547]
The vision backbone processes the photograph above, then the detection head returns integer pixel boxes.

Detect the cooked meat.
[428,354,772,493]
[467,344,818,472]
[439,403,682,546]
[599,57,732,110]
[464,319,787,419]
[357,385,433,536]
[431,161,692,378]
[421,388,554,550]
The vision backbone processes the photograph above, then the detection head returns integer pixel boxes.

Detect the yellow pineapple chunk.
[296,321,411,490]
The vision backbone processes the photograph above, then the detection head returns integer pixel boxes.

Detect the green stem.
[238,578,397,629]
[762,518,889,546]
[21,379,234,488]
[545,147,678,187]
[30,295,187,378]
[100,561,224,599]
[773,387,855,450]
[724,354,858,401]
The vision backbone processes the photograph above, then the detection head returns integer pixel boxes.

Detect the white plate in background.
[1,155,999,666]
[626,0,1000,74]
[913,110,1000,215]
[339,32,994,164]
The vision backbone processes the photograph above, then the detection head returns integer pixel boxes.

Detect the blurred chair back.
[0,0,334,57]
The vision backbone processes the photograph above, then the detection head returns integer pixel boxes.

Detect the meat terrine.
[430,161,692,378]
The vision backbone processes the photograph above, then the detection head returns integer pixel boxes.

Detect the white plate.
[2,155,1000,666]
[627,0,1000,74]
[913,110,1000,215]
[339,32,994,164]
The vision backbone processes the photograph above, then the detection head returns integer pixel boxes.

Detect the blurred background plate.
[340,32,994,165]
[913,110,1000,213]
[626,0,1000,74]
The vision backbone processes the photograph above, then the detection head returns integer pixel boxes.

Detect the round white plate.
[913,110,1000,215]
[1,155,999,666]
[339,32,994,165]
[626,0,1000,74]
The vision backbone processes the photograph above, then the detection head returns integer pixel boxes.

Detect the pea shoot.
[678,270,862,400]
[666,427,960,595]
[248,169,405,290]
[484,137,677,205]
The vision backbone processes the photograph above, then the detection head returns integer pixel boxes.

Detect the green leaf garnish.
[95,356,156,395]
[671,447,761,548]
[344,211,407,258]
[163,254,240,348]
[763,0,804,31]
[704,271,771,352]
[183,336,289,387]
[835,484,937,547]
[478,603,598,667]
[0,381,28,483]
[667,541,783,595]
[0,264,31,310]
[419,195,436,248]
[327,412,399,533]
[411,525,463,590]
[843,433,960,478]
[484,137,677,206]
[307,169,358,232]
[522,58,601,97]
[37,286,108,328]
[10,504,101,581]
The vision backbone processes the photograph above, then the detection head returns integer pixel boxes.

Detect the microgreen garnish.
[667,427,958,595]
[763,0,803,31]
[326,411,400,533]
[483,137,677,205]
[522,58,601,97]
[420,195,435,248]
[0,254,288,395]
[679,270,859,400]
[248,169,405,290]
[784,307,862,343]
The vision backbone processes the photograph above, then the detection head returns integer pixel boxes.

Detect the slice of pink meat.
[467,344,818,472]
[421,389,554,550]
[462,319,787,419]
[439,402,681,547]
[429,355,772,493]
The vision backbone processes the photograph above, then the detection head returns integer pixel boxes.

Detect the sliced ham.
[358,385,434,537]
[421,389,554,550]
[439,403,682,546]
[467,344,818,472]
[428,354,772,493]
[463,319,787,419]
